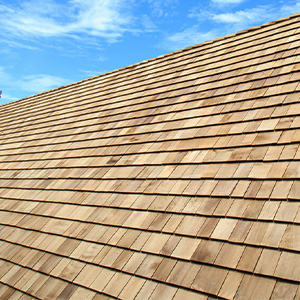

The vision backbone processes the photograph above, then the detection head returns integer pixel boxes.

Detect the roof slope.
[0,13,300,299]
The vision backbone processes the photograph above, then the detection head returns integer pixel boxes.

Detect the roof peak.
[2,12,300,107]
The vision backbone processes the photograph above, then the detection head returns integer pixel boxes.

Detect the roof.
[0,13,300,299]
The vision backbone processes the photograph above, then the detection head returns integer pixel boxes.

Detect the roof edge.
[3,12,300,108]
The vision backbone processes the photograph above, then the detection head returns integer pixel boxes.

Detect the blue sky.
[0,0,299,105]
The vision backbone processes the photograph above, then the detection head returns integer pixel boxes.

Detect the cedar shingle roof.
[0,13,300,299]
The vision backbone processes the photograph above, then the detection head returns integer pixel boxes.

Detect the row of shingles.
[2,129,297,202]
[0,273,35,300]
[1,180,299,226]
[0,243,207,300]
[0,244,117,300]
[0,152,296,286]
[0,47,296,148]
[87,175,298,201]
[0,185,299,279]
[2,14,294,130]
[0,220,210,300]
[1,33,298,141]
[6,165,300,213]
[0,143,298,196]
[0,169,297,202]
[0,15,298,137]
[0,146,298,181]
[0,93,298,188]
[0,194,299,255]
[0,37,298,150]
[0,122,298,204]
[0,167,298,201]
[0,91,298,172]
[0,142,298,182]
[0,79,299,157]
[0,203,298,299]
[0,115,298,178]
[0,220,125,300]
[1,47,298,151]
[0,237,294,300]
[1,45,298,156]
[0,238,243,300]
[0,105,298,290]
[8,90,300,167]
[0,216,282,300]
[0,183,299,230]
[1,30,298,145]
[0,92,296,197]
[2,51,298,151]
[0,62,296,166]
[0,13,296,126]
[1,58,300,150]
[6,190,300,248]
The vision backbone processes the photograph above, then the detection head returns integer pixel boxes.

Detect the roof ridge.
[1,12,299,108]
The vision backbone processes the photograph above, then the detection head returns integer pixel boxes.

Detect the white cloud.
[211,0,245,4]
[2,39,40,50]
[0,67,69,100]
[0,67,12,83]
[0,1,68,38]
[147,0,178,17]
[0,0,138,42]
[0,91,19,104]
[210,2,300,28]
[280,1,300,15]
[18,74,68,93]
[141,14,157,30]
[163,27,218,51]
[80,69,109,78]
[165,0,300,53]
[212,7,269,24]
[191,1,300,31]
[0,67,14,91]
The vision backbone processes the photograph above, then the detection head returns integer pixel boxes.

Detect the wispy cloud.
[147,0,178,17]
[0,0,139,43]
[192,1,300,29]
[162,27,218,51]
[163,0,300,52]
[280,0,300,15]
[0,66,13,85]
[0,68,17,103]
[211,6,272,25]
[0,67,69,101]
[0,91,19,104]
[80,69,109,78]
[18,74,69,93]
[211,0,245,5]
[1,39,40,50]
